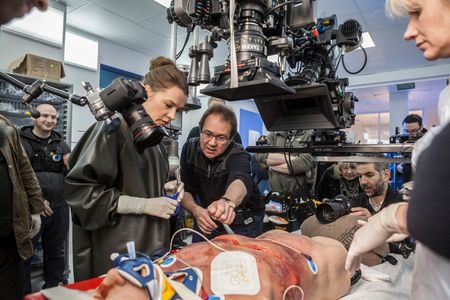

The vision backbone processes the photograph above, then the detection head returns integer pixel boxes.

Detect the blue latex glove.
[164,181,184,217]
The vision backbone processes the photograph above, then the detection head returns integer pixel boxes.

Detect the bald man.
[0,0,48,25]
[20,104,70,292]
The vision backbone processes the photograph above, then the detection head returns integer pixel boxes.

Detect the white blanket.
[340,253,414,300]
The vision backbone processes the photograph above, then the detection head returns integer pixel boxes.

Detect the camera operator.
[65,57,188,281]
[350,162,404,218]
[394,114,428,185]
[346,1,450,298]
[402,114,427,142]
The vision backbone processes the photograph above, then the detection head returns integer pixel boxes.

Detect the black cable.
[283,132,316,216]
[175,28,193,60]
[283,131,310,202]
[342,45,367,75]
[265,0,296,17]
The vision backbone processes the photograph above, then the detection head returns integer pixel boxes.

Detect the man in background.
[20,104,70,291]
[255,130,316,200]
[396,114,428,184]
[402,114,427,142]
[350,162,403,218]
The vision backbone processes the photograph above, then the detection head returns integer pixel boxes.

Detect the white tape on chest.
[210,251,260,295]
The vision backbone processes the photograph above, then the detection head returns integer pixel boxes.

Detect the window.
[64,32,98,70]
[352,113,390,144]
[2,6,64,46]
[351,110,423,144]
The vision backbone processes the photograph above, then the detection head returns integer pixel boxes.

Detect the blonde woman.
[346,1,450,298]
[316,162,362,200]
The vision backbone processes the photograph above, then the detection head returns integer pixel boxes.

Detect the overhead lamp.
[154,0,171,8]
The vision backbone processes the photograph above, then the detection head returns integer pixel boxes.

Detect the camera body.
[315,194,352,224]
[82,77,167,149]
[389,134,412,144]
[167,0,362,130]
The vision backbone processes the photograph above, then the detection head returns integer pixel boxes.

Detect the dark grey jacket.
[0,114,44,259]
[65,120,170,280]
[255,131,316,197]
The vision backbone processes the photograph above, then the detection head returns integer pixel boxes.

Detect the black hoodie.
[20,126,70,208]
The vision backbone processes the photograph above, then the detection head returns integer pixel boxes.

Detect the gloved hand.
[164,180,184,202]
[117,195,178,219]
[346,202,408,274]
[29,214,42,238]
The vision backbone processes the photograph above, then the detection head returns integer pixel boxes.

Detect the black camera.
[389,134,411,144]
[316,194,352,224]
[390,236,416,259]
[82,77,167,149]
[167,0,363,130]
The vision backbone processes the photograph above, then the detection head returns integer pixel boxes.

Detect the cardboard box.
[7,54,65,81]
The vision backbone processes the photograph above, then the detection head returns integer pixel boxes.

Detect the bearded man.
[350,162,403,218]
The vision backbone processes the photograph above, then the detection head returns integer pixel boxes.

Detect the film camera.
[167,0,363,130]
[82,77,167,149]
[315,194,352,224]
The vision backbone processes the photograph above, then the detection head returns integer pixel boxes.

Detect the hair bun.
[149,56,177,71]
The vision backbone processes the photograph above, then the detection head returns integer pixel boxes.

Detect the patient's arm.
[93,269,147,300]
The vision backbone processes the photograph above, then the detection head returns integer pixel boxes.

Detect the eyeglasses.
[201,130,230,144]
[403,128,421,134]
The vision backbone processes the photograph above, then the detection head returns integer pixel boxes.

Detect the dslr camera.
[315,194,352,224]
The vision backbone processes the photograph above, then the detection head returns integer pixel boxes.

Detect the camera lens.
[316,201,349,224]
[121,104,167,149]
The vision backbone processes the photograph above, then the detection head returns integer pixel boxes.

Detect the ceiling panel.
[108,24,169,55]
[315,0,359,19]
[140,12,172,38]
[94,0,164,23]
[362,7,407,31]
[353,0,386,12]
[67,3,133,36]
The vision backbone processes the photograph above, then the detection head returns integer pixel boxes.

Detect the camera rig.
[168,0,364,130]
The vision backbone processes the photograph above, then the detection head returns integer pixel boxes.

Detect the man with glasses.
[180,105,264,241]
[402,114,427,142]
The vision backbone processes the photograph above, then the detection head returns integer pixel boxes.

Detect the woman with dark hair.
[65,56,188,280]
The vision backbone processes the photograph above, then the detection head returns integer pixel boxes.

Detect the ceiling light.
[154,0,171,8]
[360,32,375,49]
[3,6,64,46]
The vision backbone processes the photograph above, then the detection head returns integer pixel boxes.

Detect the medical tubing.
[153,228,229,265]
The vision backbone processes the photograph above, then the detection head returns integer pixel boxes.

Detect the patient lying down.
[93,230,351,300]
